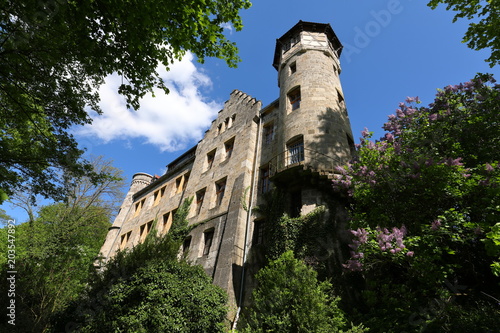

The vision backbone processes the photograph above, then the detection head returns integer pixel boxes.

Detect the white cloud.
[220,22,234,34]
[77,52,221,152]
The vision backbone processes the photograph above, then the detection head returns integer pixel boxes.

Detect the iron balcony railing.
[268,145,342,178]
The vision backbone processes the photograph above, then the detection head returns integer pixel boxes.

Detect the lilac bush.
[335,74,500,330]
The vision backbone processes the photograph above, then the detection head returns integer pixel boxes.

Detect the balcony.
[268,145,341,183]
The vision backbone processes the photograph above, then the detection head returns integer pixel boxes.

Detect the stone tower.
[259,21,354,218]
[274,21,354,172]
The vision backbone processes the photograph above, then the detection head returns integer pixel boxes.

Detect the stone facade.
[98,20,354,319]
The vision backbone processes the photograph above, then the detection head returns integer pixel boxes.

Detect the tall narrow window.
[253,220,265,245]
[207,150,216,170]
[215,178,226,206]
[134,198,145,217]
[337,89,345,109]
[263,122,275,144]
[203,229,214,256]
[224,138,234,160]
[290,62,296,74]
[183,236,192,255]
[287,136,304,165]
[196,188,206,215]
[120,231,132,250]
[260,166,270,194]
[182,173,190,191]
[153,187,165,206]
[288,87,301,111]
[346,134,356,158]
[162,212,172,234]
[174,176,183,194]
[139,221,153,243]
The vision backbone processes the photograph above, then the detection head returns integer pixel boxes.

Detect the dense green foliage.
[0,0,251,202]
[53,198,229,333]
[241,251,365,333]
[0,157,123,332]
[428,0,500,67]
[334,73,500,331]
[0,205,111,332]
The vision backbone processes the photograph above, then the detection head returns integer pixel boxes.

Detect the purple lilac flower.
[428,113,438,121]
[431,219,442,230]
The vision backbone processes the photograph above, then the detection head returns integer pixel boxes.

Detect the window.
[139,221,153,243]
[207,150,216,170]
[288,87,301,111]
[134,198,145,217]
[173,173,189,195]
[287,137,304,165]
[120,231,132,250]
[224,138,234,159]
[182,173,190,191]
[196,188,206,215]
[153,187,165,206]
[337,89,345,109]
[215,178,226,206]
[260,166,270,194]
[174,176,182,194]
[263,122,275,144]
[347,134,356,157]
[290,62,296,74]
[225,117,230,129]
[203,229,214,256]
[183,236,192,255]
[162,212,172,234]
[217,123,223,135]
[253,220,265,245]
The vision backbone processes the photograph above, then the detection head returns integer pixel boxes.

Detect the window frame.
[203,229,214,256]
[215,178,226,206]
[263,122,275,144]
[288,87,301,111]
[195,188,206,215]
[206,149,216,170]
[224,138,235,160]
[287,136,305,165]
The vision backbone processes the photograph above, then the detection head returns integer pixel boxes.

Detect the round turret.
[274,21,355,170]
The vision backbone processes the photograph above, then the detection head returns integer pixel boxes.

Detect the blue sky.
[3,0,500,222]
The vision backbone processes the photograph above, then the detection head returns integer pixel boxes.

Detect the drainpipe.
[232,113,262,330]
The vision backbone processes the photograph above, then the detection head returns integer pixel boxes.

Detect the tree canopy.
[0,156,123,332]
[241,251,365,333]
[52,198,229,333]
[0,0,251,202]
[428,0,500,67]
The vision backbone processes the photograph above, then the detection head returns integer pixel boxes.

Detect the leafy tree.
[241,251,365,333]
[0,0,251,202]
[53,198,229,333]
[334,73,500,331]
[0,208,12,225]
[0,157,124,332]
[428,0,500,67]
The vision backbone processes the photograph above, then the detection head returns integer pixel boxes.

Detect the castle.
[98,20,355,318]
